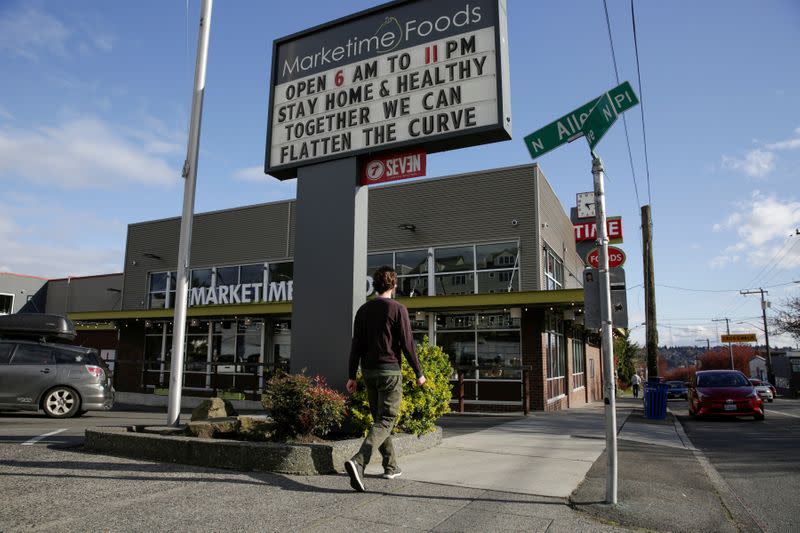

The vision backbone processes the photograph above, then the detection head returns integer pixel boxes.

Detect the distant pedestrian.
[344,266,426,492]
[631,372,642,399]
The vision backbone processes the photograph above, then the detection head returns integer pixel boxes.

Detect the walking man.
[344,266,426,492]
[631,372,642,399]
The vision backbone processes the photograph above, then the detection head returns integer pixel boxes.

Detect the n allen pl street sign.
[523,81,638,160]
[721,333,758,343]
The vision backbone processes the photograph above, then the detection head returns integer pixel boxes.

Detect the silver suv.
[0,315,114,418]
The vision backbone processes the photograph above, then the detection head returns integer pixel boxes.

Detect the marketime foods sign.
[265,0,511,179]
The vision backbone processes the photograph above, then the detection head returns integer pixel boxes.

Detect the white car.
[749,379,774,402]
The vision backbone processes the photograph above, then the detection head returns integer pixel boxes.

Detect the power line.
[657,280,800,294]
[602,0,642,208]
[630,0,652,205]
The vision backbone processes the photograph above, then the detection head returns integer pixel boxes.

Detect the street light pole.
[167,0,213,427]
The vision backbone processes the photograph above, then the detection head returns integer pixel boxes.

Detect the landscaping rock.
[185,417,241,438]
[190,398,238,421]
[237,415,276,441]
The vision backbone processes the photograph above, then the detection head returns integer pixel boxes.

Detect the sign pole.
[592,153,618,504]
[167,0,212,427]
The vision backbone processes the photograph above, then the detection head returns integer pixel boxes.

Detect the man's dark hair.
[372,266,397,294]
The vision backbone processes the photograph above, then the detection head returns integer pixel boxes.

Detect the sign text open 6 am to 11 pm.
[264,0,512,180]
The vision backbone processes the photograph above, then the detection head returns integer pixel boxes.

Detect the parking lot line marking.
[21,429,67,446]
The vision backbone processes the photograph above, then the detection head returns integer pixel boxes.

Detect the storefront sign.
[585,246,626,268]
[574,216,623,243]
[187,277,376,307]
[360,149,426,185]
[265,0,512,179]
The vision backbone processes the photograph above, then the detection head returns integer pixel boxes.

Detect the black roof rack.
[0,314,76,342]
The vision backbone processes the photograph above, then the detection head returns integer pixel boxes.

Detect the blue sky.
[1,0,799,348]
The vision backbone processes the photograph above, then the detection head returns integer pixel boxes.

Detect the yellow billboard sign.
[721,333,757,343]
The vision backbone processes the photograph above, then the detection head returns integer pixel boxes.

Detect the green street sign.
[583,92,618,150]
[523,81,639,160]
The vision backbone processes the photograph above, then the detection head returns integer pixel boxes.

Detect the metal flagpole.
[167,0,213,427]
[592,153,618,504]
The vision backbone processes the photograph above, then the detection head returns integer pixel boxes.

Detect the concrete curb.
[84,426,442,475]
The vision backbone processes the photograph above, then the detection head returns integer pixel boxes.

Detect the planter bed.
[84,426,442,475]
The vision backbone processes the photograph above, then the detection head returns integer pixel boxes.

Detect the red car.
[688,370,764,421]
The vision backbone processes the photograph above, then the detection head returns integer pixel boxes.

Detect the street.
[674,397,800,533]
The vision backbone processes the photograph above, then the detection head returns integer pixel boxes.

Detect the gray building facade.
[69,164,601,411]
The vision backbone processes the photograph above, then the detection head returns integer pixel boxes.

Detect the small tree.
[349,337,453,436]
[262,372,346,441]
[614,330,640,386]
[773,296,800,344]
[698,345,756,374]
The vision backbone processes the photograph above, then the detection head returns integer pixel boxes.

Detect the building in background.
[0,272,48,315]
[40,164,601,411]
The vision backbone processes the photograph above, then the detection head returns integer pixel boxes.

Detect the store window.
[268,262,293,284]
[476,242,519,293]
[436,310,521,381]
[0,294,13,315]
[395,249,428,297]
[546,313,566,399]
[572,331,585,390]
[148,271,178,309]
[434,245,474,296]
[544,247,564,290]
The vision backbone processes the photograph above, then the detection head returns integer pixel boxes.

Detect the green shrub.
[261,372,346,440]
[349,337,453,436]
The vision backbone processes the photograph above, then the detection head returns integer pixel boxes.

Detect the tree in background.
[773,296,800,345]
[614,329,640,386]
[698,345,756,375]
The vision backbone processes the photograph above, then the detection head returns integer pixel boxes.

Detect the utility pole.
[167,0,213,427]
[641,205,658,377]
[741,288,773,384]
[712,317,735,370]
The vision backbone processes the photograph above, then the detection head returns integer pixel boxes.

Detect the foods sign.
[265,0,511,180]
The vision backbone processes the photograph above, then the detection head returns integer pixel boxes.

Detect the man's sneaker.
[344,460,365,492]
[382,469,402,479]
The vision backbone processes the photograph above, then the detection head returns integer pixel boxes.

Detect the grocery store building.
[59,164,602,411]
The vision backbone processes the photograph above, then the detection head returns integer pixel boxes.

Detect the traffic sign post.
[523,80,639,506]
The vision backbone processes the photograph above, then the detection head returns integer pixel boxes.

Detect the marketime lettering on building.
[187,278,377,307]
[574,217,623,243]
[264,0,511,179]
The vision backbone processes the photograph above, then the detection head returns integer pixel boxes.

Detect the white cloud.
[232,166,297,200]
[0,206,122,278]
[721,149,775,178]
[0,106,14,121]
[710,192,800,269]
[0,7,70,60]
[0,6,113,61]
[0,116,179,188]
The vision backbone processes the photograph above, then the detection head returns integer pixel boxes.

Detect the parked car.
[688,370,764,421]
[666,380,688,400]
[749,378,774,402]
[0,314,114,418]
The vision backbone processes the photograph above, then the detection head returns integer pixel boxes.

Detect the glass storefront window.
[185,334,209,372]
[436,331,476,379]
[149,292,166,310]
[395,249,427,275]
[148,272,167,309]
[211,321,237,372]
[237,321,263,369]
[397,275,428,297]
[434,272,474,296]
[368,253,393,276]
[477,331,521,379]
[434,245,474,273]
[150,272,167,292]
[240,264,265,285]
[269,262,293,283]
[215,266,239,287]
[476,242,518,269]
[477,271,519,293]
[436,313,475,330]
[191,268,212,289]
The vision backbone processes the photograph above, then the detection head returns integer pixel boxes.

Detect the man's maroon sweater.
[348,296,423,380]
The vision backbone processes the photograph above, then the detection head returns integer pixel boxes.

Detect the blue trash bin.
[644,378,668,419]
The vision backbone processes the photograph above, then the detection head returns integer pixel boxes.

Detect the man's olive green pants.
[351,374,402,473]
